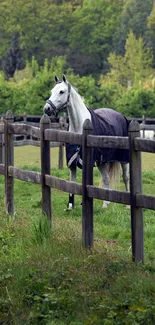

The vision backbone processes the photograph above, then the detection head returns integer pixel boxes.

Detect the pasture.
[0,146,155,324]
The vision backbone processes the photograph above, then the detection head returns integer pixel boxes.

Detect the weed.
[31,214,51,246]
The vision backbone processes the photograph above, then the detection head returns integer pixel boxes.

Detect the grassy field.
[0,146,155,324]
[14,145,155,171]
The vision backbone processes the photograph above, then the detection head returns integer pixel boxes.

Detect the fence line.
[1,113,155,124]
[0,113,154,167]
[0,111,155,263]
[0,114,67,168]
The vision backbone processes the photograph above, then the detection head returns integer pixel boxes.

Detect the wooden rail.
[0,114,67,169]
[0,111,155,263]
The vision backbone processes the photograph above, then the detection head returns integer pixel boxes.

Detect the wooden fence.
[0,110,155,263]
[140,115,155,138]
[0,113,67,169]
[0,113,154,167]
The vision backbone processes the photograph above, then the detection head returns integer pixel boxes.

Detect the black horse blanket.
[66,108,129,169]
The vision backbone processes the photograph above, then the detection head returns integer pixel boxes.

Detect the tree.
[125,31,153,82]
[68,0,123,75]
[3,32,24,79]
[113,0,153,55]
[106,31,153,87]
[147,3,155,68]
[0,0,74,70]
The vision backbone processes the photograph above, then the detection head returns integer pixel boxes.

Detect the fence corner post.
[40,114,52,226]
[82,119,94,249]
[4,110,14,216]
[128,120,144,263]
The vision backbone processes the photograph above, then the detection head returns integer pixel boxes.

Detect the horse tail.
[109,162,120,189]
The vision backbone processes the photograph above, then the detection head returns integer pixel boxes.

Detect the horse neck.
[67,88,91,133]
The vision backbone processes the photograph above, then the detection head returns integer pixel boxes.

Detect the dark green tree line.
[1,0,155,78]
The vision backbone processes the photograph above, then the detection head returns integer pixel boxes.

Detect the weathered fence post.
[0,119,4,164]
[82,119,94,249]
[40,114,52,226]
[58,144,64,169]
[0,133,2,163]
[129,120,144,263]
[23,112,27,140]
[142,115,145,138]
[4,110,14,215]
[58,115,65,169]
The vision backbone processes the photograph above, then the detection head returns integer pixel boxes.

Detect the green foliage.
[125,31,153,82]
[0,0,155,78]
[23,56,68,114]
[0,73,13,114]
[99,78,124,109]
[107,31,153,87]
[0,56,102,115]
[68,0,123,74]
[31,214,51,246]
[3,32,24,79]
[113,0,153,55]
[117,87,155,117]
[0,0,154,123]
[0,56,67,115]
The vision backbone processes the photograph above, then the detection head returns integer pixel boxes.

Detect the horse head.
[43,74,71,116]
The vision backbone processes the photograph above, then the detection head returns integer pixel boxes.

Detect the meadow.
[0,146,155,324]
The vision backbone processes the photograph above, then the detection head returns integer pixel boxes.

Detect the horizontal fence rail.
[87,185,130,205]
[1,113,155,124]
[9,166,41,184]
[0,111,155,263]
[87,135,129,149]
[44,129,82,145]
[0,114,67,169]
[140,124,155,131]
[134,138,155,153]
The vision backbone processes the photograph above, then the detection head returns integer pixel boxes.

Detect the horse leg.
[121,162,130,208]
[66,166,77,210]
[98,163,110,208]
[121,163,129,192]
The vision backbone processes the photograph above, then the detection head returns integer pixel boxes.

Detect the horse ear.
[55,76,59,83]
[62,74,67,83]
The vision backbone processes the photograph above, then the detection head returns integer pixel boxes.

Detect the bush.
[1,59,155,118]
[0,73,13,114]
[99,82,123,110]
[116,87,155,117]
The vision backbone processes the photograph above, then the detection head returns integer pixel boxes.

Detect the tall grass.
[0,147,155,324]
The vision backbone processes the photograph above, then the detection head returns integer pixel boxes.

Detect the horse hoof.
[64,203,74,211]
[102,202,110,208]
[64,207,73,211]
[125,205,130,209]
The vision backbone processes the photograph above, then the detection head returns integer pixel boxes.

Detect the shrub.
[116,87,155,117]
[99,81,123,110]
[0,72,13,114]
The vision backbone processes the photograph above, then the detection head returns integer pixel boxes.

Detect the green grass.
[14,146,155,171]
[14,146,60,169]
[0,146,155,324]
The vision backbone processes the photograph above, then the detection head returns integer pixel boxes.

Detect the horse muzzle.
[43,99,57,116]
[43,104,53,116]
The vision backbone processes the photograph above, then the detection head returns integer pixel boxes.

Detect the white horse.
[44,75,129,209]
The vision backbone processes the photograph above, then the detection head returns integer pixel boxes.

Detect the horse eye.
[60,90,64,94]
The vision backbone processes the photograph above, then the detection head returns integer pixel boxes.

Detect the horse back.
[92,108,129,137]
